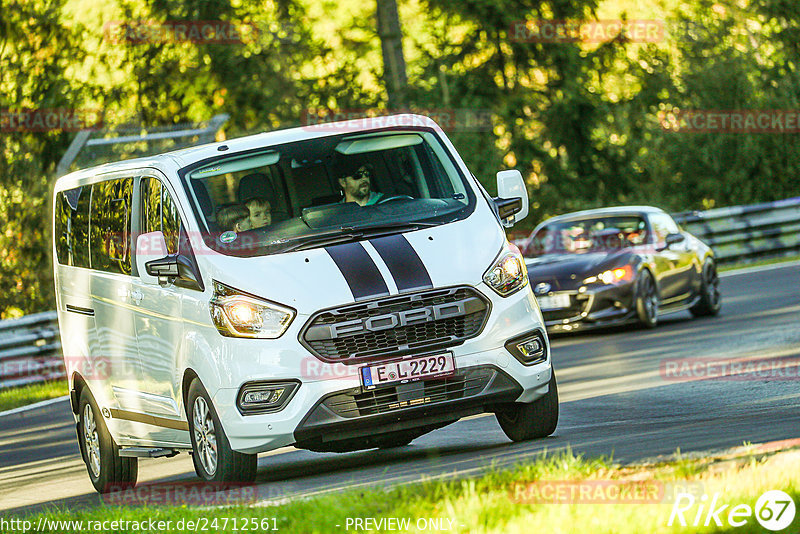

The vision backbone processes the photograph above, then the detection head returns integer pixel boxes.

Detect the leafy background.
[0,0,798,317]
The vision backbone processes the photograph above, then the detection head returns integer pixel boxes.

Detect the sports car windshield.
[528,215,648,256]
[182,130,474,257]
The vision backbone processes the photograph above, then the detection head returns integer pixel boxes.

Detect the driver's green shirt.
[341,191,384,206]
[364,191,384,205]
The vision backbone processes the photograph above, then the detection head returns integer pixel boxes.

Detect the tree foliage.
[0,0,797,317]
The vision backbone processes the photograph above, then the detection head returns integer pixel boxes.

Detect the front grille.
[301,286,490,364]
[322,368,495,418]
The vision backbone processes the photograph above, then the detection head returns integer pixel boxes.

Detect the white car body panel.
[52,114,552,454]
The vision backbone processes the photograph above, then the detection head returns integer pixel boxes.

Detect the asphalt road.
[2,263,799,515]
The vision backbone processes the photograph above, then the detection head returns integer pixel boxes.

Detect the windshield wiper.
[277,222,438,253]
[346,221,439,232]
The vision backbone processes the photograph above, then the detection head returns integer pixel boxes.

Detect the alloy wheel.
[83,403,101,478]
[193,397,218,476]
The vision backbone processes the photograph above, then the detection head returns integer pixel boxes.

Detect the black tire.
[187,379,257,483]
[495,370,559,442]
[635,269,659,328]
[78,388,138,493]
[690,260,722,317]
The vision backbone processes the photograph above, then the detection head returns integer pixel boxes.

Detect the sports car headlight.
[583,265,633,285]
[483,244,528,297]
[210,281,295,339]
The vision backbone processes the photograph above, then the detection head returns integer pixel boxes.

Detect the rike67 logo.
[669,490,796,531]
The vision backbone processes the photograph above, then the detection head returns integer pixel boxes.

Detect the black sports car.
[520,206,721,332]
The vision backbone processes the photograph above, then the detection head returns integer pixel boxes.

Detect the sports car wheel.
[690,260,721,317]
[635,270,658,328]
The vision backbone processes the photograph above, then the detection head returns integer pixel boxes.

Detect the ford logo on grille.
[534,282,551,295]
[304,296,485,341]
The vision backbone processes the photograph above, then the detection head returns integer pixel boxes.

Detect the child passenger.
[245,197,272,229]
[216,204,251,233]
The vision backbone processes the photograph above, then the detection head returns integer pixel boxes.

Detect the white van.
[53,114,557,492]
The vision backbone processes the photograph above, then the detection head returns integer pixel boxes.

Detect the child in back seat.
[245,197,272,228]
[216,204,252,232]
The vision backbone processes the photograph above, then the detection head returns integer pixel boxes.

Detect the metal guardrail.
[3,199,799,390]
[512,197,800,265]
[0,311,63,390]
[673,197,800,263]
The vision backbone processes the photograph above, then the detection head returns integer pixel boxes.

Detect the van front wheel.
[187,379,257,483]
[495,370,559,442]
[78,388,138,493]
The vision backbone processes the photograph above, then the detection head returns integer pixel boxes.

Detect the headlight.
[483,243,528,297]
[582,265,633,285]
[210,281,295,339]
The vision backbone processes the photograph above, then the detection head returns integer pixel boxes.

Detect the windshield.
[181,130,474,256]
[528,215,648,256]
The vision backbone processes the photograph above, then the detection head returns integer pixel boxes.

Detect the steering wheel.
[377,195,414,204]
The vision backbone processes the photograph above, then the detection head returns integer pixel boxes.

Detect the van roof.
[55,114,442,187]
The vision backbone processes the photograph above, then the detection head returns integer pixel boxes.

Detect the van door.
[86,177,144,406]
[54,186,105,401]
[128,174,186,430]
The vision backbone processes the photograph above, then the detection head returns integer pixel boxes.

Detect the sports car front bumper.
[538,280,637,332]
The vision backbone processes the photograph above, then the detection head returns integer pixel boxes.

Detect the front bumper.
[539,280,637,332]
[293,365,523,452]
[208,284,552,454]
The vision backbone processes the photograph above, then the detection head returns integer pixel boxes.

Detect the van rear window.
[55,186,91,268]
[54,177,133,273]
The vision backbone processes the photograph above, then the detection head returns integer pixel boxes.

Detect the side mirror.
[666,233,685,246]
[493,197,522,220]
[658,233,686,251]
[135,231,203,290]
[495,170,529,227]
[135,232,168,285]
[145,256,179,278]
[145,255,203,291]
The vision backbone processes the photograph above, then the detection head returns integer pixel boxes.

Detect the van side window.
[142,177,182,255]
[89,178,133,274]
[54,186,91,268]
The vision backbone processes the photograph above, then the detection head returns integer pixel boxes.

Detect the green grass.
[0,380,69,412]
[16,447,800,533]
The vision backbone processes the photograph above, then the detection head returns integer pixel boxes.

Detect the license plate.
[360,353,455,389]
[537,293,571,310]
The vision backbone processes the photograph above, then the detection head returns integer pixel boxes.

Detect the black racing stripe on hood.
[369,234,433,292]
[325,242,390,301]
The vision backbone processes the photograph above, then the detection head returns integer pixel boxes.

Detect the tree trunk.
[376,0,408,109]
